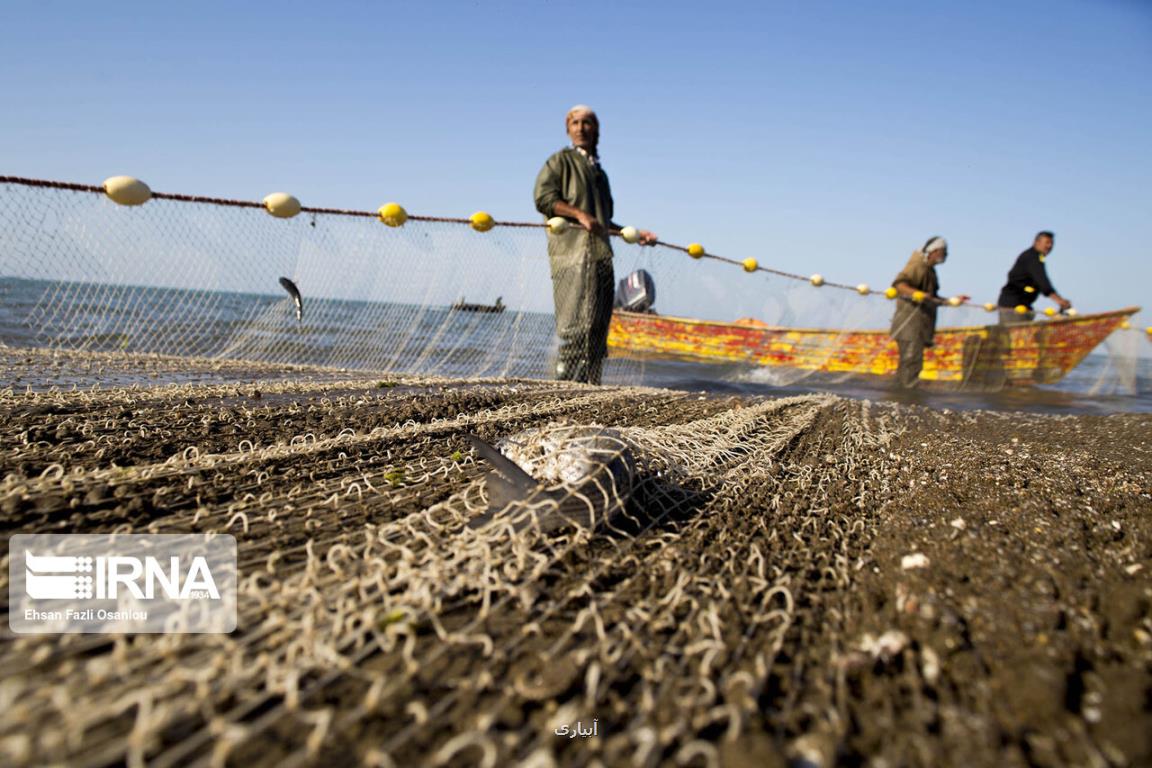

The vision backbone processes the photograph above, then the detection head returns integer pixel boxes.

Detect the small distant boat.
[452,296,506,314]
[608,307,1140,387]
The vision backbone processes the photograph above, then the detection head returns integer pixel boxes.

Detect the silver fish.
[278,276,303,322]
[467,426,636,534]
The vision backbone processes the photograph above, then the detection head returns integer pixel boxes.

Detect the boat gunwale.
[612,306,1142,336]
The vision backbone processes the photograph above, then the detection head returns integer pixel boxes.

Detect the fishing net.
[0,349,902,766]
[2,177,1139,392]
[0,178,661,384]
[1,168,1149,766]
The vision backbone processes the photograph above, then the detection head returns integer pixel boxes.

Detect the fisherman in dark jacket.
[534,105,657,385]
[996,231,1072,323]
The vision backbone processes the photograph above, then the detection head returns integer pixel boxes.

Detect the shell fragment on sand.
[901,552,930,570]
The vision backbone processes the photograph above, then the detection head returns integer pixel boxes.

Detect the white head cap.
[566,104,598,123]
[923,236,947,254]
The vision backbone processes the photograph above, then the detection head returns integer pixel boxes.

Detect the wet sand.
[1,347,1150,767]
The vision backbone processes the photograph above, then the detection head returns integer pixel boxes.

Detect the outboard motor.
[614,269,656,313]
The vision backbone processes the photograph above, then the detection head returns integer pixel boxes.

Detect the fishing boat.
[452,296,506,314]
[608,307,1140,386]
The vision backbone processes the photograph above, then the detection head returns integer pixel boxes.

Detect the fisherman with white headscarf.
[533,105,657,385]
[889,236,966,388]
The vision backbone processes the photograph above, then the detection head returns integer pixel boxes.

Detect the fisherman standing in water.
[533,105,657,385]
[996,231,1072,323]
[889,237,966,388]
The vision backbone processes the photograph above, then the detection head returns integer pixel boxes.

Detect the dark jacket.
[998,247,1056,309]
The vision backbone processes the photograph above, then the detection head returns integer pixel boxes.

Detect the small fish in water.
[467,426,636,534]
[278,276,303,322]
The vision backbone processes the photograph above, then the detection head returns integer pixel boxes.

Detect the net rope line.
[0,174,1087,312]
[2,178,608,381]
[11,173,1144,363]
[0,180,731,384]
[1,175,1143,397]
[0,175,1139,328]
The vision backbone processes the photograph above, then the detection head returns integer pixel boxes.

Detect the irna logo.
[24,551,221,601]
[11,533,237,634]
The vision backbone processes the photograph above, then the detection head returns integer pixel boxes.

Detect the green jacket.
[534,147,614,264]
[889,251,940,343]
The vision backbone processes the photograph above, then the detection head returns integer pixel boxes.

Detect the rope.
[3,175,1141,320]
[0,174,1144,396]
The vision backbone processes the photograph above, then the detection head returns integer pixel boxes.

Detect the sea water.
[2,277,1148,414]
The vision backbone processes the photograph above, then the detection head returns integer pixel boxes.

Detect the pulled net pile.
[3,323,1152,766]
[0,348,902,766]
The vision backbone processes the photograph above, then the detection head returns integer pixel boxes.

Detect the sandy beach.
[1,347,1150,767]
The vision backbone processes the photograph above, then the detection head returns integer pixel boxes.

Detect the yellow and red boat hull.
[608,308,1140,386]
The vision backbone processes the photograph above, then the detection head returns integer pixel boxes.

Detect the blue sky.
[2,0,1150,338]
